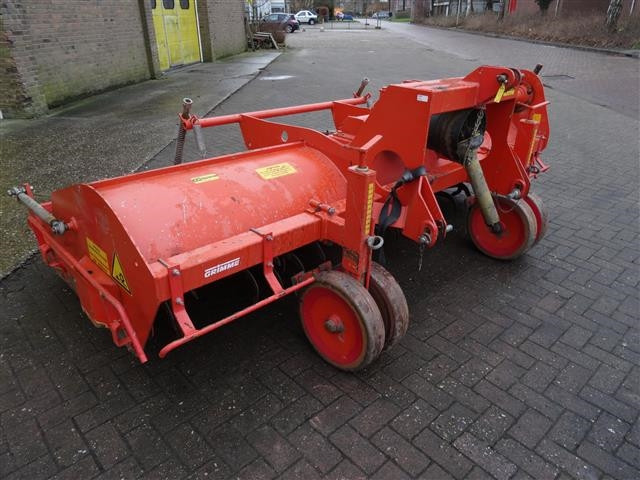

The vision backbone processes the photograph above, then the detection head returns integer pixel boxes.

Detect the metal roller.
[427,108,502,233]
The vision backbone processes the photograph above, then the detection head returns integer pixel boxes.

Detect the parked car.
[294,10,318,25]
[262,13,300,33]
[336,11,353,21]
[372,11,390,19]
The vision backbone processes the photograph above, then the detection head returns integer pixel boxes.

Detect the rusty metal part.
[367,262,409,350]
[181,98,193,119]
[174,98,194,165]
[8,186,67,235]
[355,77,370,97]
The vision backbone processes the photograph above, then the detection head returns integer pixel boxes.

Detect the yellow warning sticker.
[502,88,516,98]
[86,237,109,274]
[526,114,543,164]
[111,253,131,295]
[364,183,375,234]
[494,83,507,103]
[256,162,297,180]
[191,173,219,184]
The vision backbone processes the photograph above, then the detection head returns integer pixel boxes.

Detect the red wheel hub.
[301,286,366,368]
[468,195,537,260]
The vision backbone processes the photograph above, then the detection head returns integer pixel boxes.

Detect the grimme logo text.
[204,257,240,278]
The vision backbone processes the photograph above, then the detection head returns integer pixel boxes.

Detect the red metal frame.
[23,65,550,362]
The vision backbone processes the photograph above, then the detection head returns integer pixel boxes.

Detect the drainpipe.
[194,0,204,63]
[554,0,562,17]
[138,0,161,78]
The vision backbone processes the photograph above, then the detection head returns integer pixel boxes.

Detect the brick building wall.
[1,1,154,118]
[0,12,47,117]
[1,0,247,118]
[198,0,248,61]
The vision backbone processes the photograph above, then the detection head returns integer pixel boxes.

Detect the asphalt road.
[1,25,639,480]
[381,21,640,119]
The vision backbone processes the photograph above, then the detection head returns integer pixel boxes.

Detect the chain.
[417,232,430,272]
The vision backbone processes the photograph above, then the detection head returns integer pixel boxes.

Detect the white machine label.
[204,257,241,278]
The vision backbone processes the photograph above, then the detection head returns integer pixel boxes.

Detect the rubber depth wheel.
[300,271,385,371]
[468,195,537,260]
[523,192,549,245]
[368,262,409,350]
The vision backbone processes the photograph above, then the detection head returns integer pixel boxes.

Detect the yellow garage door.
[152,0,201,71]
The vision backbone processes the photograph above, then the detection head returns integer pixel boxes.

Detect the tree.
[466,0,474,16]
[535,0,554,13]
[606,0,623,31]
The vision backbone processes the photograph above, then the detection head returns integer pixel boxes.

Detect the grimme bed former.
[10,65,550,370]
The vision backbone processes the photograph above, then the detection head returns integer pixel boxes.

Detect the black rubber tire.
[523,192,549,245]
[309,19,315,25]
[368,262,409,350]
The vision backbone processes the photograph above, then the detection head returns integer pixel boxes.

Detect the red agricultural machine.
[10,65,550,370]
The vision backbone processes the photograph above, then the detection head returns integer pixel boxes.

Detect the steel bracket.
[159,260,197,336]
[250,228,285,296]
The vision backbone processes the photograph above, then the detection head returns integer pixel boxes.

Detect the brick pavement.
[1,28,639,479]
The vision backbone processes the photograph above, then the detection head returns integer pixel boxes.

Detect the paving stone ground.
[1,25,639,480]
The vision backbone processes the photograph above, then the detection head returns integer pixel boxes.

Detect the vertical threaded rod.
[174,98,193,165]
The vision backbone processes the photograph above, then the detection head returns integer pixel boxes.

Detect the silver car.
[294,10,318,25]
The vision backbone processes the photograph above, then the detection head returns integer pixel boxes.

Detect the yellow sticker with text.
[111,253,131,294]
[86,237,109,274]
[502,88,515,98]
[191,173,219,184]
[364,183,375,234]
[527,114,543,163]
[256,162,296,180]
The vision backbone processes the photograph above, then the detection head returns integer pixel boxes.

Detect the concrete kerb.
[0,51,282,281]
[412,22,640,59]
